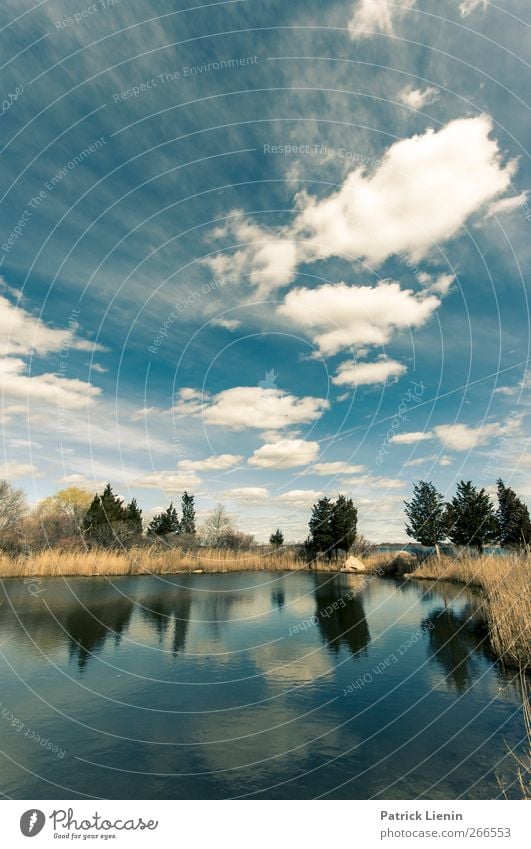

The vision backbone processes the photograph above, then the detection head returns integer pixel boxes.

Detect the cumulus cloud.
[311,461,366,475]
[249,438,320,469]
[398,85,439,109]
[0,294,104,356]
[173,386,328,431]
[433,422,508,451]
[210,316,242,330]
[390,431,434,444]
[486,192,528,219]
[348,0,416,40]
[277,489,323,505]
[178,454,243,471]
[279,281,439,356]
[332,357,407,386]
[57,473,105,490]
[131,471,201,491]
[221,487,269,503]
[459,0,487,16]
[1,460,40,479]
[210,117,515,294]
[0,357,101,415]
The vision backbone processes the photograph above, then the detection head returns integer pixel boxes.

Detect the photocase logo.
[258,369,278,389]
[20,809,45,837]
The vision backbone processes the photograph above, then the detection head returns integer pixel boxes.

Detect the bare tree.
[200,504,236,547]
[0,479,27,549]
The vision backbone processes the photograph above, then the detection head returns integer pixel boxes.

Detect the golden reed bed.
[409,554,531,670]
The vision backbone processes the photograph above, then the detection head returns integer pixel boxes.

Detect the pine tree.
[404,481,447,549]
[82,484,141,548]
[148,503,180,537]
[331,494,358,556]
[308,497,336,560]
[446,480,498,553]
[269,528,284,548]
[180,491,196,535]
[496,479,531,549]
[126,498,143,535]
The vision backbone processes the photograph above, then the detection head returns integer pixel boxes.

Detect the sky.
[0,0,529,541]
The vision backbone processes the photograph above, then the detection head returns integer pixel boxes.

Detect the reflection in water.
[0,573,527,800]
[313,574,370,658]
[271,589,285,610]
[0,579,194,671]
[422,603,489,693]
[65,597,134,671]
[140,589,192,655]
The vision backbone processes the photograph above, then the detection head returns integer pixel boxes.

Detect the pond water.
[0,571,526,799]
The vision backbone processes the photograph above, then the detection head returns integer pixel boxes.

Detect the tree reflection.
[422,604,489,693]
[313,575,370,658]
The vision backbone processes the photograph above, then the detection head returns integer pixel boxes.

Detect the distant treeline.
[0,477,529,557]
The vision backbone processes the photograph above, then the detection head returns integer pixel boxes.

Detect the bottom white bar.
[0,799,527,848]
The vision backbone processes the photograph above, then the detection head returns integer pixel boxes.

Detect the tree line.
[404,479,531,552]
[1,476,529,556]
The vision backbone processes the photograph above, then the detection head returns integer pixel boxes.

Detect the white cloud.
[390,431,434,444]
[403,454,438,467]
[57,474,105,490]
[279,281,439,356]
[486,192,528,219]
[459,0,487,17]
[131,471,201,492]
[221,487,269,503]
[348,0,416,40]
[0,294,104,356]
[210,316,242,330]
[174,386,328,431]
[277,489,323,506]
[312,461,366,475]
[342,474,405,490]
[417,272,455,296]
[292,115,514,267]
[398,85,439,110]
[178,454,243,471]
[332,357,407,386]
[205,117,516,293]
[0,460,40,479]
[0,357,101,415]
[434,422,506,451]
[249,438,320,469]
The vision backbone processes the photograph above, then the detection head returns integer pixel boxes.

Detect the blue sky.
[0,0,529,541]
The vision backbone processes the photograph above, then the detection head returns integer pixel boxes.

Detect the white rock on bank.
[341,556,366,573]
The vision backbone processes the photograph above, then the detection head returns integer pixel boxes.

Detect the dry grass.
[410,553,531,669]
[0,546,401,578]
[0,546,323,578]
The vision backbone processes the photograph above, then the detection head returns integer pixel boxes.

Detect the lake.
[0,571,526,799]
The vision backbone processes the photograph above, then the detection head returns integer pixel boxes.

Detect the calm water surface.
[0,571,526,799]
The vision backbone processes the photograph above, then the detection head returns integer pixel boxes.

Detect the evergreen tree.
[269,528,284,548]
[180,491,196,535]
[148,503,180,537]
[404,481,447,548]
[126,498,143,535]
[308,497,336,560]
[496,479,531,549]
[331,494,358,556]
[446,480,498,553]
[82,484,140,548]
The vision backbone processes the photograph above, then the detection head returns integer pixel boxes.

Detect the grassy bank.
[0,546,312,577]
[0,547,397,578]
[409,554,530,669]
